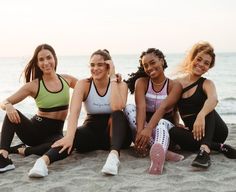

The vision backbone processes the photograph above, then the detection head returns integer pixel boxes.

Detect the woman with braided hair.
[124,48,184,175]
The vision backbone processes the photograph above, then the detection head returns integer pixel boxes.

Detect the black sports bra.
[178,77,207,117]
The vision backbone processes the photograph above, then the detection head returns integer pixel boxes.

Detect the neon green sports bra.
[35,74,70,112]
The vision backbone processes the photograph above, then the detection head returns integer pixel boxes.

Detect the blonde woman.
[170,41,236,169]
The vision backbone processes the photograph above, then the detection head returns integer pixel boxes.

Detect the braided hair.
[125,48,167,94]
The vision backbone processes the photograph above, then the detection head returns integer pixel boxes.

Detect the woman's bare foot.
[166,150,184,162]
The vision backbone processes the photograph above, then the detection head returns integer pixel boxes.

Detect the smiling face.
[89,54,109,80]
[37,49,56,75]
[191,52,212,76]
[141,53,164,79]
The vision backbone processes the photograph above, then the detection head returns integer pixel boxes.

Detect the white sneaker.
[28,158,48,178]
[101,153,120,175]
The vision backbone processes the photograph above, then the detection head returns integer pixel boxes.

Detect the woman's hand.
[105,60,116,77]
[135,127,152,151]
[192,113,205,141]
[5,104,21,124]
[51,136,74,154]
[176,123,189,130]
[105,60,123,83]
[115,73,122,83]
[134,144,150,157]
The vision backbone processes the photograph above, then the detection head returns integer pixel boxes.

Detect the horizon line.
[1,51,236,59]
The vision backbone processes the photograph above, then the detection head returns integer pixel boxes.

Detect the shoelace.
[199,147,207,156]
[221,147,228,152]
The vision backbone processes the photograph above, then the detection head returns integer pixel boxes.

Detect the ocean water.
[0,53,236,124]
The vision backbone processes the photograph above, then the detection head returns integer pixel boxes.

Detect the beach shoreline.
[0,124,236,192]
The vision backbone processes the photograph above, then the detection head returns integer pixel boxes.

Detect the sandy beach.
[0,124,236,192]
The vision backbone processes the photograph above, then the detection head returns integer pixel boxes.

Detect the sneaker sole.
[191,161,211,169]
[28,169,48,178]
[101,165,119,175]
[0,164,15,173]
[149,143,165,175]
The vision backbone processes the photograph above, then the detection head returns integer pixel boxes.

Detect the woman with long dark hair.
[0,44,78,173]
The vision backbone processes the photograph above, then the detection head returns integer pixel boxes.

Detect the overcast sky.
[0,0,235,57]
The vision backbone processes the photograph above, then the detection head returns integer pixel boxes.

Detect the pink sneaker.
[149,143,165,175]
[166,150,184,162]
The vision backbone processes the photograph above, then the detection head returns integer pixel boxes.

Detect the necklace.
[151,78,166,86]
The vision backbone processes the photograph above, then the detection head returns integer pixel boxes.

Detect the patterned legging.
[124,104,173,152]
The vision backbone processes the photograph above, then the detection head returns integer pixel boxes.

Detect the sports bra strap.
[182,77,205,93]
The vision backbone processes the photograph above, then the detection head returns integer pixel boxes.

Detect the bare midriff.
[37,109,68,121]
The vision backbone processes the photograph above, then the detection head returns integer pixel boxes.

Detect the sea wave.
[222,97,236,101]
[216,100,236,116]
[218,111,236,115]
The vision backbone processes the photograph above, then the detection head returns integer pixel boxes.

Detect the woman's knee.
[124,104,136,116]
[111,110,127,122]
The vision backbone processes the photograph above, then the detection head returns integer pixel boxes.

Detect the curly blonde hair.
[178,41,215,74]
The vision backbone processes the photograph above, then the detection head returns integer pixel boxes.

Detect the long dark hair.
[23,44,58,83]
[125,48,167,94]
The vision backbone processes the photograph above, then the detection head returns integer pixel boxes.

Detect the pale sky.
[0,0,236,57]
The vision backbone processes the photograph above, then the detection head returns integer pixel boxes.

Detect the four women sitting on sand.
[0,42,236,177]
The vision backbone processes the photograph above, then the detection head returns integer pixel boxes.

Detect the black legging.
[0,110,64,156]
[169,110,228,151]
[45,110,132,163]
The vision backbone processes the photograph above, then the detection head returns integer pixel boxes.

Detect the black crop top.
[178,77,207,117]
